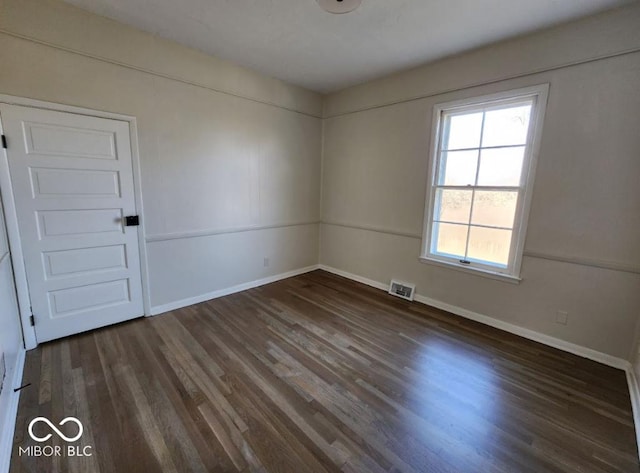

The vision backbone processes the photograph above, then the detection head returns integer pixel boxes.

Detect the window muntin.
[422,87,547,278]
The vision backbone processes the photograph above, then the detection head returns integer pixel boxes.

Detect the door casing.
[0,94,151,350]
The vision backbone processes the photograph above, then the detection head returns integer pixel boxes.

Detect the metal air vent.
[389,280,415,301]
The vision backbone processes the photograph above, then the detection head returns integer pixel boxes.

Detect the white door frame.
[0,94,151,350]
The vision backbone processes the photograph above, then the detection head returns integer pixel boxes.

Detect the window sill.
[418,256,522,284]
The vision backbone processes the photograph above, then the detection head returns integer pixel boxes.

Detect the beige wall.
[0,0,323,311]
[0,0,322,116]
[323,4,640,117]
[320,4,640,360]
[1,0,638,363]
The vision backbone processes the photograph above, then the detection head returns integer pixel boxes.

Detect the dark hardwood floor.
[9,270,640,472]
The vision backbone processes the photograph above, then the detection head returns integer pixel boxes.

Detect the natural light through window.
[421,85,548,280]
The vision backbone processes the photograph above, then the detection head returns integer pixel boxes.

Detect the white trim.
[0,94,152,347]
[523,250,640,275]
[322,220,422,240]
[0,347,26,473]
[320,221,640,275]
[324,48,640,119]
[0,30,321,119]
[319,264,640,459]
[150,265,320,316]
[0,115,36,350]
[146,221,320,243]
[318,265,389,291]
[125,117,152,318]
[0,94,140,121]
[626,369,640,460]
[418,256,521,284]
[317,264,629,370]
[420,84,549,281]
[413,292,628,370]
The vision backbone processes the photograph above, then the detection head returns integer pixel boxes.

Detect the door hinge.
[29,315,35,326]
[1,135,6,149]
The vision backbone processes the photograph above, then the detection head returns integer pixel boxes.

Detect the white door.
[0,104,144,343]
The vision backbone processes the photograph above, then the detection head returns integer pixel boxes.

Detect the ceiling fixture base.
[317,0,362,14]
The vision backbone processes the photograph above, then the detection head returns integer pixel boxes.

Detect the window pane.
[471,191,518,228]
[435,189,472,224]
[477,147,525,186]
[467,226,512,267]
[482,104,531,147]
[432,222,468,258]
[438,150,478,186]
[443,112,483,150]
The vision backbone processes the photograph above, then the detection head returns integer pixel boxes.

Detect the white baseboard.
[415,292,630,370]
[319,264,640,457]
[2,267,637,466]
[0,347,26,473]
[626,369,640,457]
[148,263,639,459]
[150,265,321,316]
[317,264,629,370]
[318,265,389,292]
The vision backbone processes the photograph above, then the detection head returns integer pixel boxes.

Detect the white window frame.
[420,84,549,283]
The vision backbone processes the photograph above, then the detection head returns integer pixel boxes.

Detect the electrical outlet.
[263,257,269,268]
[556,310,569,325]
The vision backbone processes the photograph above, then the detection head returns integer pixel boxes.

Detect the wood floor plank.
[9,270,640,473]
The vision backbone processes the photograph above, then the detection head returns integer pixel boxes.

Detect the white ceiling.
[63,0,632,93]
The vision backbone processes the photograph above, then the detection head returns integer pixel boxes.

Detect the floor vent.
[388,280,416,301]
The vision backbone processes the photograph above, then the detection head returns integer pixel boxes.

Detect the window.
[421,85,548,281]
